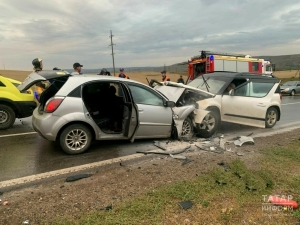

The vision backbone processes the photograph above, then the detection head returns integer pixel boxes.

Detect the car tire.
[59,124,92,154]
[0,104,16,130]
[181,117,194,137]
[290,90,295,96]
[196,111,220,138]
[265,107,278,128]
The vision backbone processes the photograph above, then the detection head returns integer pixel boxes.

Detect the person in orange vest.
[118,68,130,79]
[161,70,170,82]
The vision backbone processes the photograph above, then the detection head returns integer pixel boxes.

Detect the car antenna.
[146,77,150,85]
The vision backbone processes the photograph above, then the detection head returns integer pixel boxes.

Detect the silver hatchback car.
[18,71,195,154]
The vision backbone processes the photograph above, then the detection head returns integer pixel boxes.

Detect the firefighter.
[161,70,170,82]
[32,58,43,72]
[118,68,129,79]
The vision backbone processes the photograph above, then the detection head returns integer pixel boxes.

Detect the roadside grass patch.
[43,141,300,225]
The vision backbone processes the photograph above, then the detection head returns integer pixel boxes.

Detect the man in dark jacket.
[177,75,184,84]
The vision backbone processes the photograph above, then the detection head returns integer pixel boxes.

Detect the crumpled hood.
[154,81,215,102]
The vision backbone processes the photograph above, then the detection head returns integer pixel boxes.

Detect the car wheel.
[181,117,194,137]
[0,104,16,130]
[290,90,295,96]
[196,111,219,138]
[59,124,92,154]
[265,107,278,128]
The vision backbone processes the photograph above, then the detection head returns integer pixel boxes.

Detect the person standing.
[161,70,170,81]
[177,75,184,84]
[32,58,43,72]
[71,62,83,75]
[118,68,129,79]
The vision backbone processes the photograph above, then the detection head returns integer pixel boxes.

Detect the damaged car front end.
[155,82,216,138]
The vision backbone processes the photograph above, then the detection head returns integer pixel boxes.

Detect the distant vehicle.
[0,75,36,129]
[280,81,300,96]
[186,50,273,83]
[154,72,282,138]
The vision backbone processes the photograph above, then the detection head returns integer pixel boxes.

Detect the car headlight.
[284,88,290,91]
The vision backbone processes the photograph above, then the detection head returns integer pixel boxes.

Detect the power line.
[109,30,116,76]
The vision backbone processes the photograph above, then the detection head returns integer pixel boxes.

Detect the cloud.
[0,0,299,70]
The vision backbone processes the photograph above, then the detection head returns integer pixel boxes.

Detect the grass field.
[0,70,299,85]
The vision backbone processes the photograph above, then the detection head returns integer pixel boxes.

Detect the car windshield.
[187,77,227,94]
[282,81,297,86]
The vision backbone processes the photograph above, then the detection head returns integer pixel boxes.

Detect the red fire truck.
[187,51,273,81]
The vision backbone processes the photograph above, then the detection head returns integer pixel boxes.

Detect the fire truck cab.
[187,51,273,82]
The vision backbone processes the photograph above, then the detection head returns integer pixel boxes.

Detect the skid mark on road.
[0,132,37,138]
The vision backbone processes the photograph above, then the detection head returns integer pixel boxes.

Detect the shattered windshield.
[187,77,227,94]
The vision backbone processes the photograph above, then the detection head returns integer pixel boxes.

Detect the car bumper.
[15,101,37,118]
[32,109,68,141]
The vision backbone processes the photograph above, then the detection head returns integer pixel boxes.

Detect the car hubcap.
[65,129,88,151]
[0,110,8,124]
[181,119,192,136]
[199,114,215,131]
[267,111,276,126]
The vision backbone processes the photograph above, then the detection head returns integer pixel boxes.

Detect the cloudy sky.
[0,0,300,70]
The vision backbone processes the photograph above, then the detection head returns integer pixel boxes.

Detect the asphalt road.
[1,96,300,182]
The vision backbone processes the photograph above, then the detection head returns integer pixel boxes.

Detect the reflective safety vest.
[162,76,170,82]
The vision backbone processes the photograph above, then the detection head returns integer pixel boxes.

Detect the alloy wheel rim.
[267,111,276,126]
[199,114,215,131]
[0,110,8,124]
[65,129,88,151]
[181,119,191,136]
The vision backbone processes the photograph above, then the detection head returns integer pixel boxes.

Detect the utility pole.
[109,30,116,76]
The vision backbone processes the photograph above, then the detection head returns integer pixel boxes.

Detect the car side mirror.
[229,89,234,96]
[165,101,176,107]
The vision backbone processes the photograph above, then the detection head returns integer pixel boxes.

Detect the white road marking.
[281,102,300,106]
[0,132,37,138]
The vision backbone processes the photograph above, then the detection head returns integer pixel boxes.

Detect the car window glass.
[234,82,274,98]
[0,81,5,87]
[128,84,163,106]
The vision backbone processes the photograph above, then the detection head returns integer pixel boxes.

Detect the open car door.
[17,70,70,92]
[120,82,140,142]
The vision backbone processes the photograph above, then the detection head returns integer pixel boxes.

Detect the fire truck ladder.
[200,50,247,58]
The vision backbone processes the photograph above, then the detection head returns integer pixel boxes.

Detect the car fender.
[193,108,210,124]
[172,105,195,137]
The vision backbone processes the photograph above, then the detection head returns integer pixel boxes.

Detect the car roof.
[196,72,279,81]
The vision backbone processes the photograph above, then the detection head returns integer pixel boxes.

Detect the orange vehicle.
[187,50,273,82]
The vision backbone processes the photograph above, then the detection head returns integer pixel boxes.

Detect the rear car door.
[126,83,173,138]
[221,78,278,128]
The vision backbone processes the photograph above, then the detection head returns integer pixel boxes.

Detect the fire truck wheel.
[196,111,220,138]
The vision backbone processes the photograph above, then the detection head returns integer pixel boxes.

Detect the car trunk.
[17,70,70,113]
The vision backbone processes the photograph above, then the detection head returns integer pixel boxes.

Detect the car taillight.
[45,98,64,113]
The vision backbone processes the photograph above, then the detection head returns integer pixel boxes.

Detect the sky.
[0,0,300,70]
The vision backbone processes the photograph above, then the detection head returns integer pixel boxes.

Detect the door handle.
[257,103,266,107]
[138,109,144,112]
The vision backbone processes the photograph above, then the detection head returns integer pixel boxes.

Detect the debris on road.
[182,158,192,166]
[178,200,193,210]
[236,152,244,156]
[153,141,167,151]
[65,174,92,182]
[217,161,230,172]
[137,145,191,155]
[22,220,30,225]
[234,136,254,146]
[100,205,113,211]
[2,201,8,206]
[170,154,187,160]
[0,191,3,196]
[195,144,223,154]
